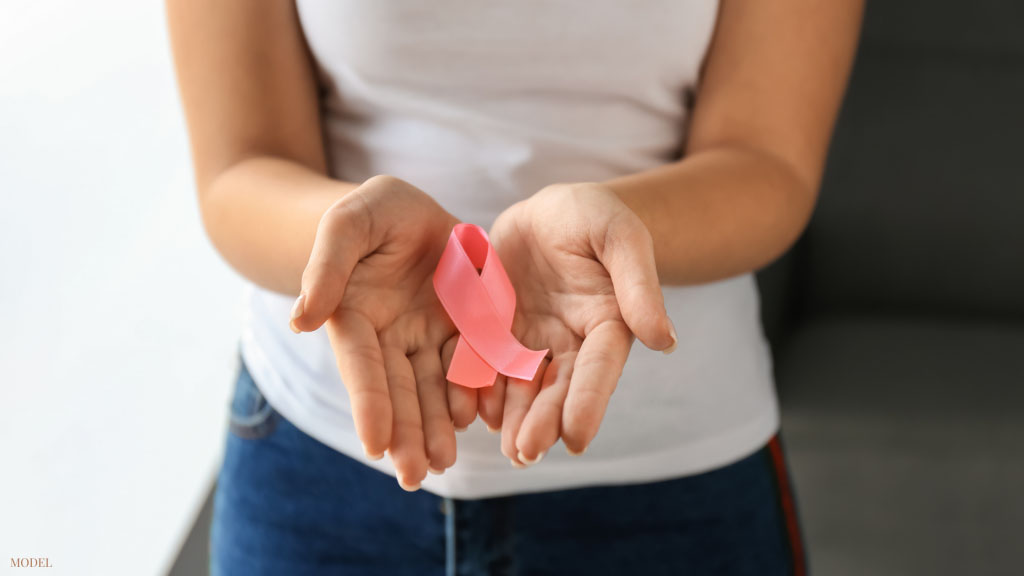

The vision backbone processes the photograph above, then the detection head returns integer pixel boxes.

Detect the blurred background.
[1,1,1021,575]
[0,2,241,575]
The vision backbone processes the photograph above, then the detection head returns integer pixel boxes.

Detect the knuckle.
[578,352,625,386]
[346,342,388,374]
[576,385,616,412]
[389,382,421,405]
[378,329,406,352]
[348,386,391,413]
[394,417,426,434]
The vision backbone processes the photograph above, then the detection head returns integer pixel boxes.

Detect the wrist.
[597,180,656,238]
[536,181,654,240]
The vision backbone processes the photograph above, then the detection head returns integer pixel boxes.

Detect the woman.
[168,1,861,574]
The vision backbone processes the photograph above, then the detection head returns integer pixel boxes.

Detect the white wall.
[0,2,242,575]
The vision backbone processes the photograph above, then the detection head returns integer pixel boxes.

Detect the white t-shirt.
[240,0,779,499]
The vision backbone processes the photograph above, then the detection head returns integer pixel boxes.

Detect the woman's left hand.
[480,183,677,465]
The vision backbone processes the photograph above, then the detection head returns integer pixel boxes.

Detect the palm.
[293,176,467,490]
[339,218,452,346]
[483,196,638,464]
[325,214,459,487]
[494,211,626,356]
[476,184,675,466]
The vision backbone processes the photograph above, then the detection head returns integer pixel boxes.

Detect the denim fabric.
[212,359,805,576]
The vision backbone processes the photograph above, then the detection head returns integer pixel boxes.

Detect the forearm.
[605,146,815,286]
[201,156,359,295]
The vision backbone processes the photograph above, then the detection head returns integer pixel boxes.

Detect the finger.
[442,335,477,429]
[561,321,632,455]
[448,381,478,431]
[599,216,676,353]
[501,358,547,466]
[324,310,391,459]
[515,351,575,464]
[292,196,371,333]
[410,350,457,472]
[382,345,429,491]
[478,374,506,433]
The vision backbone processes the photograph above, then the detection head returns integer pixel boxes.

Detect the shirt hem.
[241,322,779,499]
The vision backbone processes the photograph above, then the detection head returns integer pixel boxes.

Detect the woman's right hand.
[290,175,474,491]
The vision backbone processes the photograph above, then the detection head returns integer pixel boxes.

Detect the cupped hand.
[481,183,677,466]
[290,175,477,490]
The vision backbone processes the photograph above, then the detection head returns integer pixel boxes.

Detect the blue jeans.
[211,359,806,576]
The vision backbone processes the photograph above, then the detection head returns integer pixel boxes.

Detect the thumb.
[597,215,677,353]
[290,198,370,333]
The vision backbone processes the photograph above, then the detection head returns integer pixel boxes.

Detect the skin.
[482,185,674,466]
[167,0,863,486]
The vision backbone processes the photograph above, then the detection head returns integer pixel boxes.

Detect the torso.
[240,0,780,498]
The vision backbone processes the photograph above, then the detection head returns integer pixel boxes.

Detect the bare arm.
[607,0,864,285]
[487,0,864,460]
[168,0,475,485]
[166,0,356,295]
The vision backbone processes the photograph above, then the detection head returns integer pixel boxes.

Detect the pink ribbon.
[433,223,548,388]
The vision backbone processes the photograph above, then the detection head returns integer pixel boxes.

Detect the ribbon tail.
[435,223,549,387]
[447,336,498,388]
[493,346,548,381]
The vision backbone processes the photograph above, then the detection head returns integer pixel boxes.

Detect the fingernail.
[518,450,546,466]
[364,445,385,461]
[289,293,306,333]
[454,425,469,432]
[398,477,421,492]
[663,318,678,355]
[428,465,444,475]
[510,458,527,469]
[567,445,588,456]
[486,425,500,434]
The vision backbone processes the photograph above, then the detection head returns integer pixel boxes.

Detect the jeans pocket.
[228,358,280,440]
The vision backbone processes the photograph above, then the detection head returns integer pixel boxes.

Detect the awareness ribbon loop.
[433,223,548,388]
